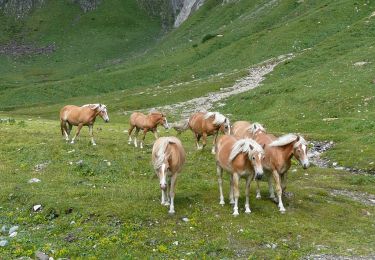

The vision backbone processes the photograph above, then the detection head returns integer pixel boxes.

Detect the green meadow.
[0,0,374,258]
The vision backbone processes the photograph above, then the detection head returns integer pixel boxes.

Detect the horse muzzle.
[160,184,167,190]
[105,119,109,123]
[301,160,310,169]
[255,171,263,180]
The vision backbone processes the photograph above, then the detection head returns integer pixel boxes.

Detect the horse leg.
[232,173,240,216]
[128,125,135,144]
[60,120,69,141]
[245,175,252,213]
[71,123,83,144]
[140,129,148,149]
[268,176,276,202]
[134,128,140,147]
[168,174,177,214]
[229,174,234,204]
[164,174,170,206]
[68,123,73,135]
[89,125,96,146]
[217,164,225,205]
[272,170,285,213]
[256,180,262,199]
[194,133,202,150]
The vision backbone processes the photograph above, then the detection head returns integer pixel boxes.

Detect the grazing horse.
[216,135,264,216]
[188,112,231,154]
[152,137,186,214]
[60,104,109,145]
[255,131,309,213]
[128,111,170,149]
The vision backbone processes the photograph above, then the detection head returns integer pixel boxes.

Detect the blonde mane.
[229,138,264,162]
[152,137,173,170]
[270,134,307,147]
[82,104,106,111]
[204,112,229,126]
[247,122,266,135]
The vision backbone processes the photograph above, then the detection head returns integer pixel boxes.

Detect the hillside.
[0,0,375,258]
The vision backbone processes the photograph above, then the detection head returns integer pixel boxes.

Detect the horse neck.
[279,142,294,163]
[88,108,100,121]
[149,115,161,127]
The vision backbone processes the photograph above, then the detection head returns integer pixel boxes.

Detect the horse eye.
[252,156,255,160]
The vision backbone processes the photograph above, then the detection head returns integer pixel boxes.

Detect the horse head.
[249,122,266,137]
[293,135,310,169]
[97,104,109,123]
[158,113,170,129]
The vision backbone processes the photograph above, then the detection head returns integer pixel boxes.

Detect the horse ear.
[253,124,257,130]
[262,144,266,150]
[168,141,176,144]
[295,135,300,142]
[249,144,254,150]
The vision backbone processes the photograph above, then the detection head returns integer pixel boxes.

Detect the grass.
[0,0,375,258]
[0,118,374,258]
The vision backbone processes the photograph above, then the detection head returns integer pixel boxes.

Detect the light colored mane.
[269,134,307,147]
[204,112,228,126]
[247,122,266,134]
[229,138,264,162]
[82,104,106,111]
[153,137,173,170]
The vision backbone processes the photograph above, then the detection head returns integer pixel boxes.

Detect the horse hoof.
[168,210,175,215]
[164,202,170,206]
[233,212,239,216]
[279,208,286,213]
[219,201,225,206]
[92,143,96,146]
[245,209,251,214]
[256,195,261,199]
[70,141,74,144]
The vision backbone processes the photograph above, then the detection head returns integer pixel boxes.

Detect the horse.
[59,104,109,145]
[128,111,170,149]
[216,135,264,216]
[255,131,309,213]
[152,137,186,214]
[232,121,266,139]
[187,111,231,154]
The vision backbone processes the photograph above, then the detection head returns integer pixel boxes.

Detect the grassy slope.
[0,120,374,259]
[0,0,375,258]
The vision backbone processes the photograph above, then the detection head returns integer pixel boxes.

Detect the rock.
[0,240,8,247]
[9,231,17,237]
[182,217,189,222]
[172,241,179,246]
[9,226,19,234]
[28,178,41,183]
[33,204,42,211]
[34,162,49,172]
[76,160,84,166]
[35,251,49,260]
[1,225,7,233]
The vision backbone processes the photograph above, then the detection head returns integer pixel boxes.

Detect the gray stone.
[0,240,8,247]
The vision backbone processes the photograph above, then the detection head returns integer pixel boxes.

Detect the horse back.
[166,137,186,173]
[232,121,252,138]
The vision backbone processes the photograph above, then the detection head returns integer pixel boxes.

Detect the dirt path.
[154,53,294,118]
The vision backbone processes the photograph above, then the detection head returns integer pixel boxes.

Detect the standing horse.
[60,104,109,145]
[188,112,231,154]
[128,111,169,149]
[255,132,309,213]
[216,135,264,216]
[152,137,186,214]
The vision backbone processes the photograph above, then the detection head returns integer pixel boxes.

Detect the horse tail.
[60,119,65,136]
[170,119,189,134]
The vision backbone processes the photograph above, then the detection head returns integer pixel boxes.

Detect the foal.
[128,111,169,149]
[232,121,266,139]
[60,104,109,145]
[216,135,264,216]
[189,111,231,154]
[152,137,186,214]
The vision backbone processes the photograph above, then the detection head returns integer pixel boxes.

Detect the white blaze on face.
[101,106,109,121]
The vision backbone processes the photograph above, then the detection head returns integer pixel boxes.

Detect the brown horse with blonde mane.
[152,137,186,214]
[233,122,310,213]
[188,111,231,154]
[60,104,109,145]
[216,135,264,216]
[128,111,169,149]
